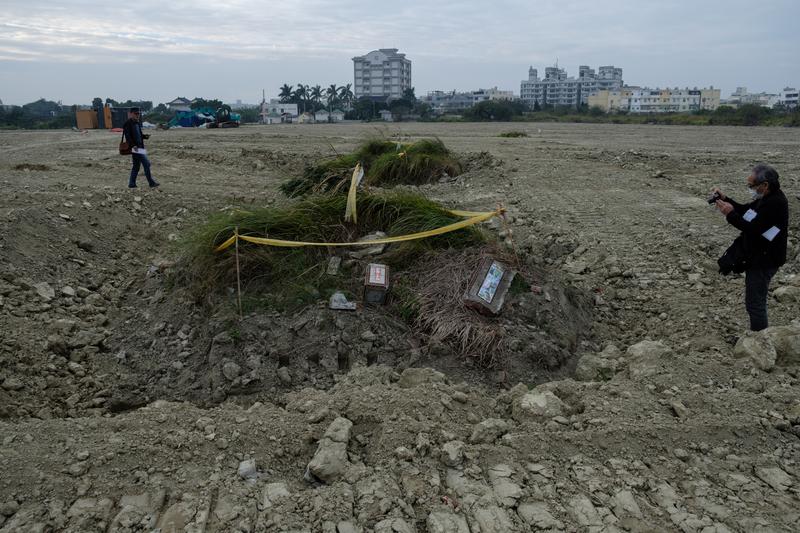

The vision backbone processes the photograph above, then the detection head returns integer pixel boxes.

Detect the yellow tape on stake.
[213,209,501,252]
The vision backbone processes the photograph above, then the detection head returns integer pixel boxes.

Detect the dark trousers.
[129,153,156,188]
[745,267,778,331]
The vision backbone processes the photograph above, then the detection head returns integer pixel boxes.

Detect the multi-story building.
[520,65,623,108]
[260,99,298,124]
[589,87,721,113]
[352,48,411,101]
[779,87,799,108]
[724,87,779,108]
[421,87,516,114]
[471,87,515,103]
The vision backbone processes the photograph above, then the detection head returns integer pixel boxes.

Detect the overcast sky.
[1,0,797,105]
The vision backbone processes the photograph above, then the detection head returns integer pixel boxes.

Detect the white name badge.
[743,209,757,222]
[762,226,780,242]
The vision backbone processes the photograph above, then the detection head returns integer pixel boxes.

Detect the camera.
[707,191,721,204]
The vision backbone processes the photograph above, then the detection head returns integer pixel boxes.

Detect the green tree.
[310,85,323,115]
[463,100,527,121]
[293,84,309,113]
[278,84,294,103]
[347,96,386,120]
[338,84,354,110]
[92,97,103,109]
[191,98,223,110]
[326,84,339,111]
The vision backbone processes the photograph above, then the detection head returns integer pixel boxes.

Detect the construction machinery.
[208,105,240,128]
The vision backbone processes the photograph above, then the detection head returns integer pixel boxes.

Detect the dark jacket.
[725,189,789,269]
[123,118,144,149]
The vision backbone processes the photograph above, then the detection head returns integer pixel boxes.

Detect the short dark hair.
[752,163,780,190]
[130,107,141,114]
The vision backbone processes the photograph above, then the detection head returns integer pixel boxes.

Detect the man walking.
[123,107,159,189]
[714,164,789,330]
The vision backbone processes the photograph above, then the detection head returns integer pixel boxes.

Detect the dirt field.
[1,122,799,532]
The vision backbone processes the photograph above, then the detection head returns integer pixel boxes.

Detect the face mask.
[749,188,763,200]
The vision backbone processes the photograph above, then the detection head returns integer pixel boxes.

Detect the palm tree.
[311,85,322,104]
[293,84,309,113]
[326,84,339,112]
[278,84,293,103]
[338,84,354,110]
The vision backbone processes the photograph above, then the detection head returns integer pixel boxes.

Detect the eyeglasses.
[747,182,760,189]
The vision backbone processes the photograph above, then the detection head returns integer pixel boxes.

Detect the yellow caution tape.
[214,209,501,252]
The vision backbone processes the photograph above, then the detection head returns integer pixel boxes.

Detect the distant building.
[315,109,345,123]
[167,97,192,112]
[521,65,623,108]
[353,48,412,100]
[260,99,298,124]
[471,87,515,103]
[589,87,721,113]
[422,91,477,114]
[421,87,516,115]
[779,87,799,109]
[379,109,394,121]
[297,112,315,124]
[723,87,779,108]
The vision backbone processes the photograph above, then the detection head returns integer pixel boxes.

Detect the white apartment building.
[352,48,412,100]
[779,87,798,108]
[520,65,623,108]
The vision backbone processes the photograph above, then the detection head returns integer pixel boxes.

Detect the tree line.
[2,95,797,129]
[277,83,355,114]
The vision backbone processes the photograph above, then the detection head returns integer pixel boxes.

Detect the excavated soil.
[1,123,799,532]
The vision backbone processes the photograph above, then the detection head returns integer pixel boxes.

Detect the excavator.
[208,105,240,128]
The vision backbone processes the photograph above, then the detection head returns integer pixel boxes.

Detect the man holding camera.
[713,164,789,331]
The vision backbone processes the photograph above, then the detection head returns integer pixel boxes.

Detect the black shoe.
[149,182,160,189]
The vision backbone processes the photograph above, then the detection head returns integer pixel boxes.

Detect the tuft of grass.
[176,191,488,307]
[280,138,463,197]
[498,131,528,138]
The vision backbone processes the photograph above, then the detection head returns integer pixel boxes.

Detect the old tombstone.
[364,263,390,305]
[463,257,515,315]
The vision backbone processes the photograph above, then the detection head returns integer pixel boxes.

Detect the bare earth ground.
[0,122,799,532]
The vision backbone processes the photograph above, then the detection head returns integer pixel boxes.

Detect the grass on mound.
[498,131,528,138]
[280,138,463,197]
[179,191,487,308]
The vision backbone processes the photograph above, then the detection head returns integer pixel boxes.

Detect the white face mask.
[749,187,763,200]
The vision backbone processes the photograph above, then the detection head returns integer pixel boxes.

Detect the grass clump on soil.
[178,191,487,310]
[498,131,528,138]
[392,247,519,367]
[280,138,463,197]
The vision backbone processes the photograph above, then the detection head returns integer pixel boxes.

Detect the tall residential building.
[520,64,623,108]
[352,48,412,100]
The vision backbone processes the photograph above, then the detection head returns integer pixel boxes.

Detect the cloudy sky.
[1,0,797,105]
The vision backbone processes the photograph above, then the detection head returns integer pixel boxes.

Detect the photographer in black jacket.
[713,164,789,331]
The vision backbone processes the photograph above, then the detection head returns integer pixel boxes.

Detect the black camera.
[707,191,721,204]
